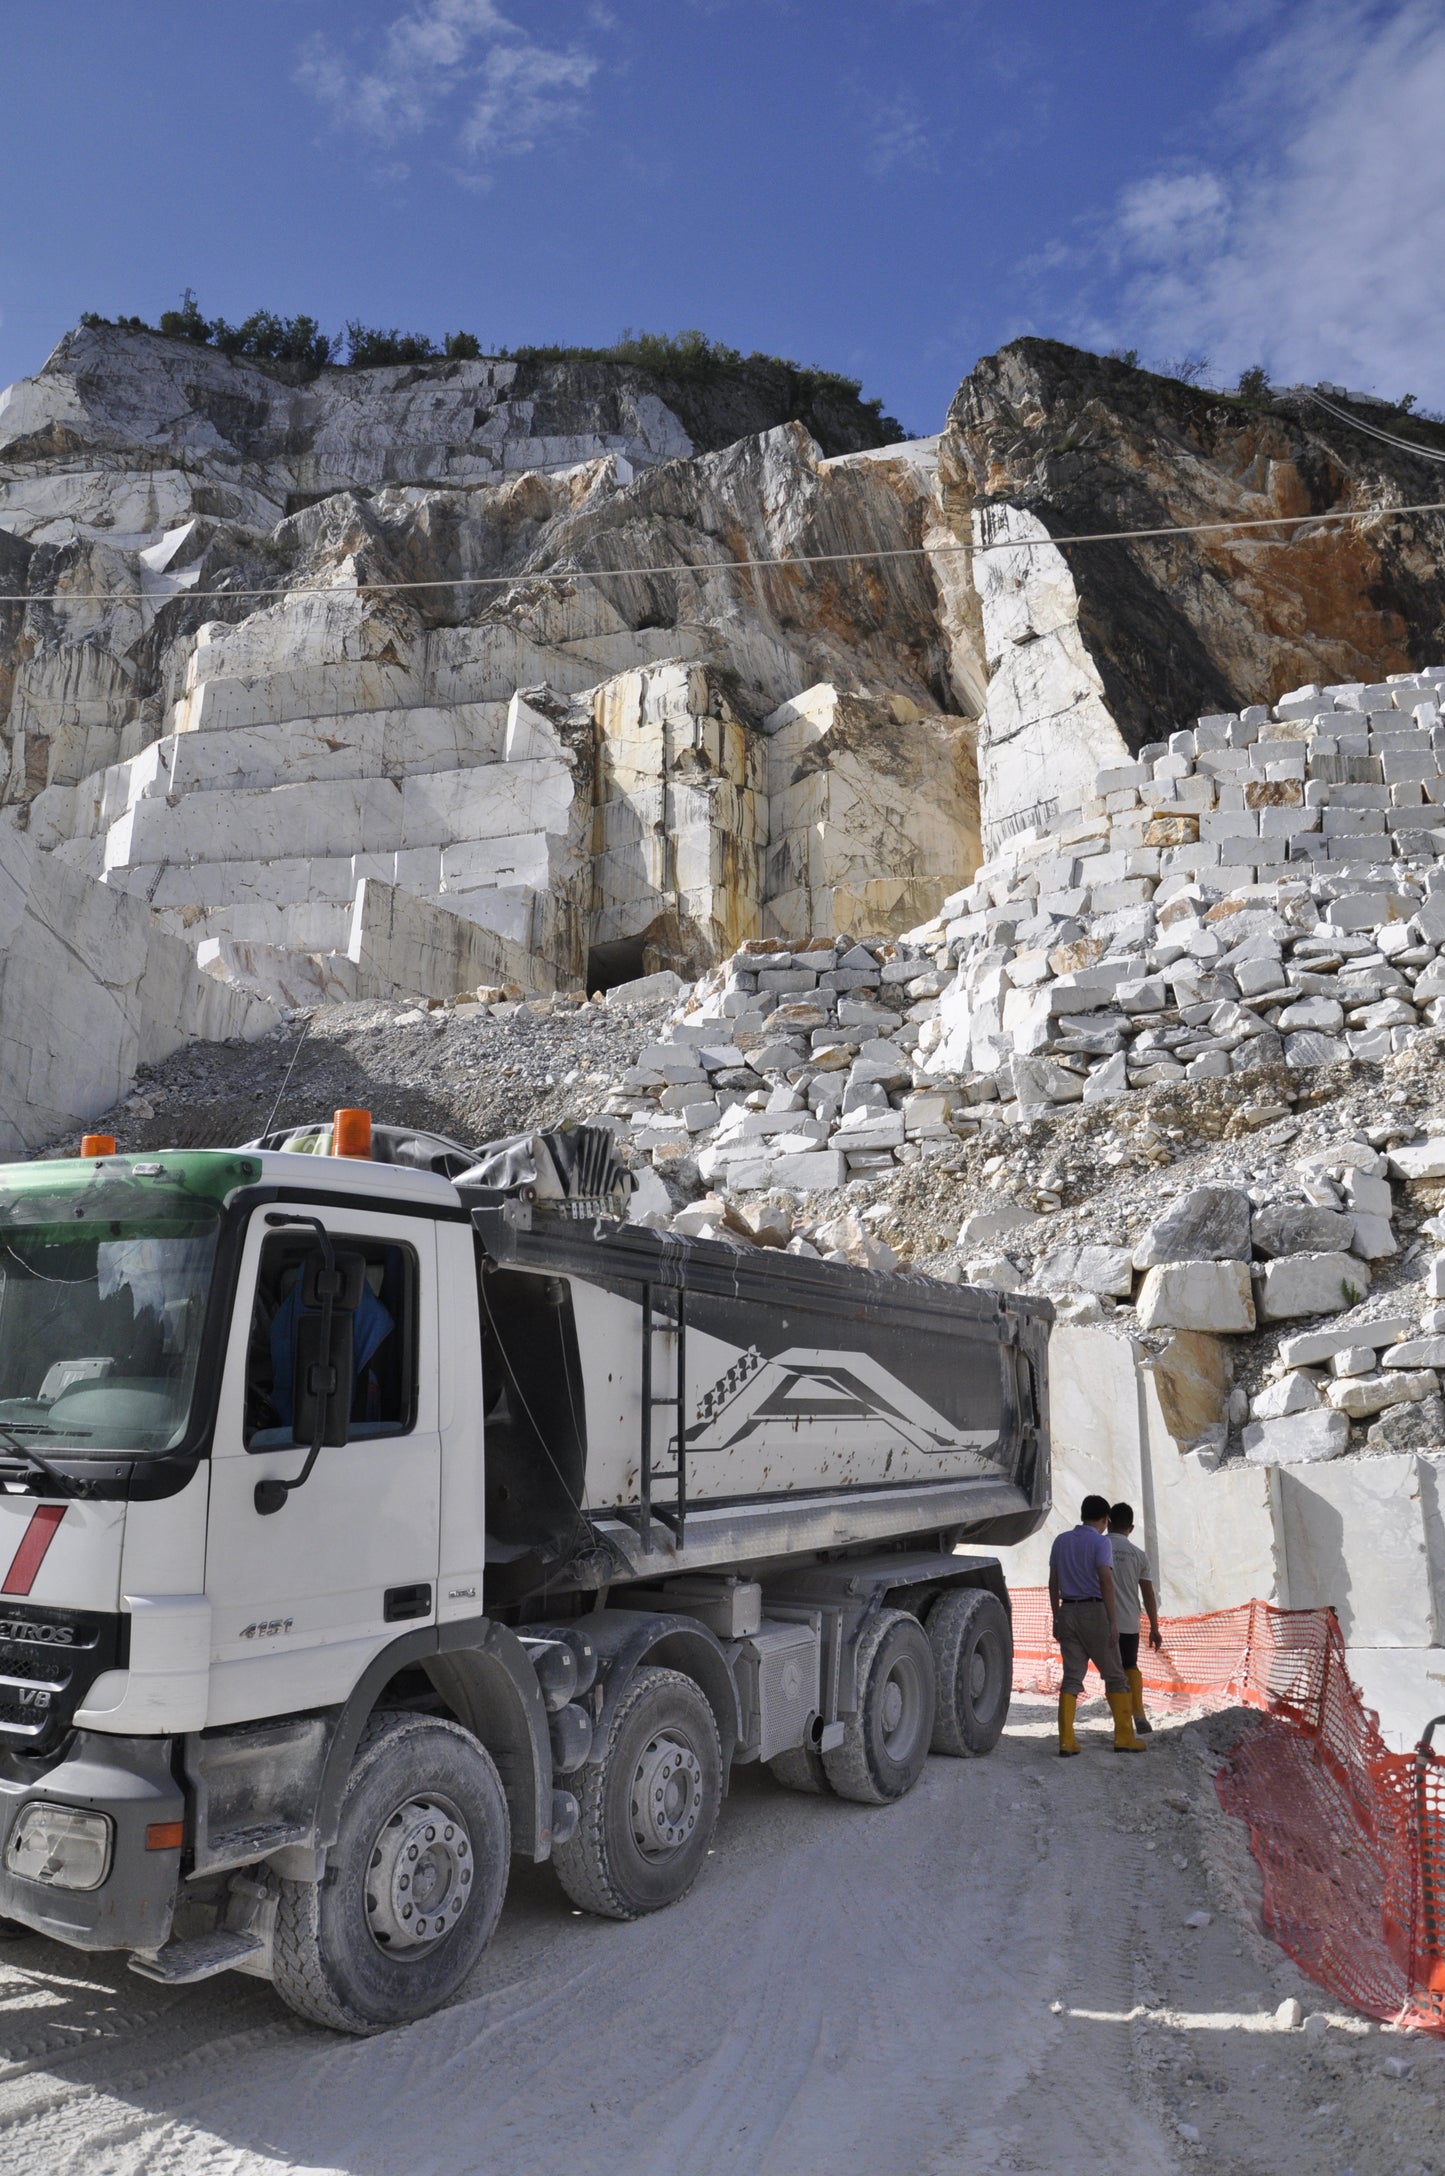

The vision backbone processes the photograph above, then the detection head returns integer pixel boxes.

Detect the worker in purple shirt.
[1047,1493,1144,1756]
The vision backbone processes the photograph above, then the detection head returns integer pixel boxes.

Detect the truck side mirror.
[291,1249,365,1448]
[292,1310,355,1448]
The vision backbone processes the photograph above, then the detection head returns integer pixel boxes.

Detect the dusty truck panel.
[0,1122,1050,2034]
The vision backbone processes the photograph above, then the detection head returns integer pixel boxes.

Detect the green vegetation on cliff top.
[78,297,899,435]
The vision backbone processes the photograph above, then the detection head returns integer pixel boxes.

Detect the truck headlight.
[5,1803,113,1892]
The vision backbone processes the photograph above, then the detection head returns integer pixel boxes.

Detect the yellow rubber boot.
[1108,1688,1145,1752]
[1127,1665,1153,1736]
[1057,1692,1080,1757]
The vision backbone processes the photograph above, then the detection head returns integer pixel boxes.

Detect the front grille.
[0,1609,123,1754]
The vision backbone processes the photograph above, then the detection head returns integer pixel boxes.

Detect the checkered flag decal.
[694,1345,763,1425]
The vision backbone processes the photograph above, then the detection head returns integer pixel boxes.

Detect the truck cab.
[0,1122,1049,2032]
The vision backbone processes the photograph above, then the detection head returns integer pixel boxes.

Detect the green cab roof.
[0,1150,262,1228]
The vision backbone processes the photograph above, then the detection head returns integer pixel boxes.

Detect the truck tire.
[926,1588,1013,1757]
[768,1743,832,1795]
[822,1609,935,1806]
[553,1666,721,1921]
[271,1713,509,2034]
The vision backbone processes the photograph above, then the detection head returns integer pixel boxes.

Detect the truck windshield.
[0,1206,221,1456]
[0,1166,241,1453]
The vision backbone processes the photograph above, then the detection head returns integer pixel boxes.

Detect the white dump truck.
[0,1115,1050,2032]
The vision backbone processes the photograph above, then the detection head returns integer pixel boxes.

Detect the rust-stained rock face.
[946,340,1445,723]
[1147,1330,1233,1455]
[938,338,1445,843]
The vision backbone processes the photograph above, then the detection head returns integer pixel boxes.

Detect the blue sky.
[2,1,1441,432]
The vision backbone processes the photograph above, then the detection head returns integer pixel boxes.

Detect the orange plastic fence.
[1009,1587,1445,2035]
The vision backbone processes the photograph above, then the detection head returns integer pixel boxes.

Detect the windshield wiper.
[0,1422,95,1436]
[0,1425,92,1498]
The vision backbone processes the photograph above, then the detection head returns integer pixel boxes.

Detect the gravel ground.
[0,1700,1438,2176]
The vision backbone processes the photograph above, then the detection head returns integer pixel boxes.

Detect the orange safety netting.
[1009,1587,1445,2035]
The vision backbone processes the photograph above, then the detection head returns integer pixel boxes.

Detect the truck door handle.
[383,1583,433,1623]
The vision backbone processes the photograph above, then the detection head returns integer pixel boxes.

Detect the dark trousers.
[1118,1633,1140,1671]
[1055,1599,1127,1696]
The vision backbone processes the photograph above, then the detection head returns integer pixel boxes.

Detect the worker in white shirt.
[1108,1501,1162,1737]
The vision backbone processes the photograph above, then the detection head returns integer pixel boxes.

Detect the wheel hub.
[365,1796,473,1953]
[629,1733,703,1856]
[877,1650,927,1760]
[969,1649,989,1700]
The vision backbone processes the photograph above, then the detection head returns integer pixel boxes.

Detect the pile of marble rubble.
[601,667,1445,1179]
[602,951,1445,1452]
[926,665,1445,1110]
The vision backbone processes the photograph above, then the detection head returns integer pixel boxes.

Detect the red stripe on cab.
[2,1504,67,1595]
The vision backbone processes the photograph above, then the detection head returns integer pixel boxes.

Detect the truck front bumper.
[0,1733,183,1952]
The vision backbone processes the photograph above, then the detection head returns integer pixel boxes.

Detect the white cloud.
[1114,171,1228,259]
[297,0,598,166]
[461,39,598,158]
[865,96,940,179]
[1055,0,1445,404]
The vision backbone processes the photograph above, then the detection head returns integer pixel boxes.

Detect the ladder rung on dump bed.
[640,1285,687,1551]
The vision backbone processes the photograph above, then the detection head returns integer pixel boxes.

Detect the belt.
[1060,1596,1100,1606]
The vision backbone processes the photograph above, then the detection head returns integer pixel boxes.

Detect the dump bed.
[468,1200,1051,1591]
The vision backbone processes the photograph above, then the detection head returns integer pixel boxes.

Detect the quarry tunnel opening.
[586,936,652,996]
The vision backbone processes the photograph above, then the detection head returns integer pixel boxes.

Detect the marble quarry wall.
[0,326,983,1113]
[0,816,268,1155]
[5,326,1443,1087]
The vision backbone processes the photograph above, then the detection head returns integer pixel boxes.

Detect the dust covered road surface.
[0,1698,1439,2176]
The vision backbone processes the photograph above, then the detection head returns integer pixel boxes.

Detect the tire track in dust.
[0,2008,310,2176]
[623,1835,839,2176]
[0,1932,621,2176]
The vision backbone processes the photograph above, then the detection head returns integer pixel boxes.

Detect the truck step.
[128,1930,266,1985]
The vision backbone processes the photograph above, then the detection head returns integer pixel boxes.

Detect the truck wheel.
[271,1714,509,2034]
[768,1743,832,1795]
[926,1588,1013,1757]
[823,1609,935,1806]
[553,1666,721,1921]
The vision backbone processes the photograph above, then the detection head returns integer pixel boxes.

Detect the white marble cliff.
[3,323,1445,1150]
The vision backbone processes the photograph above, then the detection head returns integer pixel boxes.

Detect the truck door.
[203,1204,441,1727]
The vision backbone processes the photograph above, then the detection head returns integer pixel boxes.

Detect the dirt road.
[0,1697,1438,2176]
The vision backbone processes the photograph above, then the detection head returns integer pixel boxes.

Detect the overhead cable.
[1302,390,1445,466]
[1,496,1443,609]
